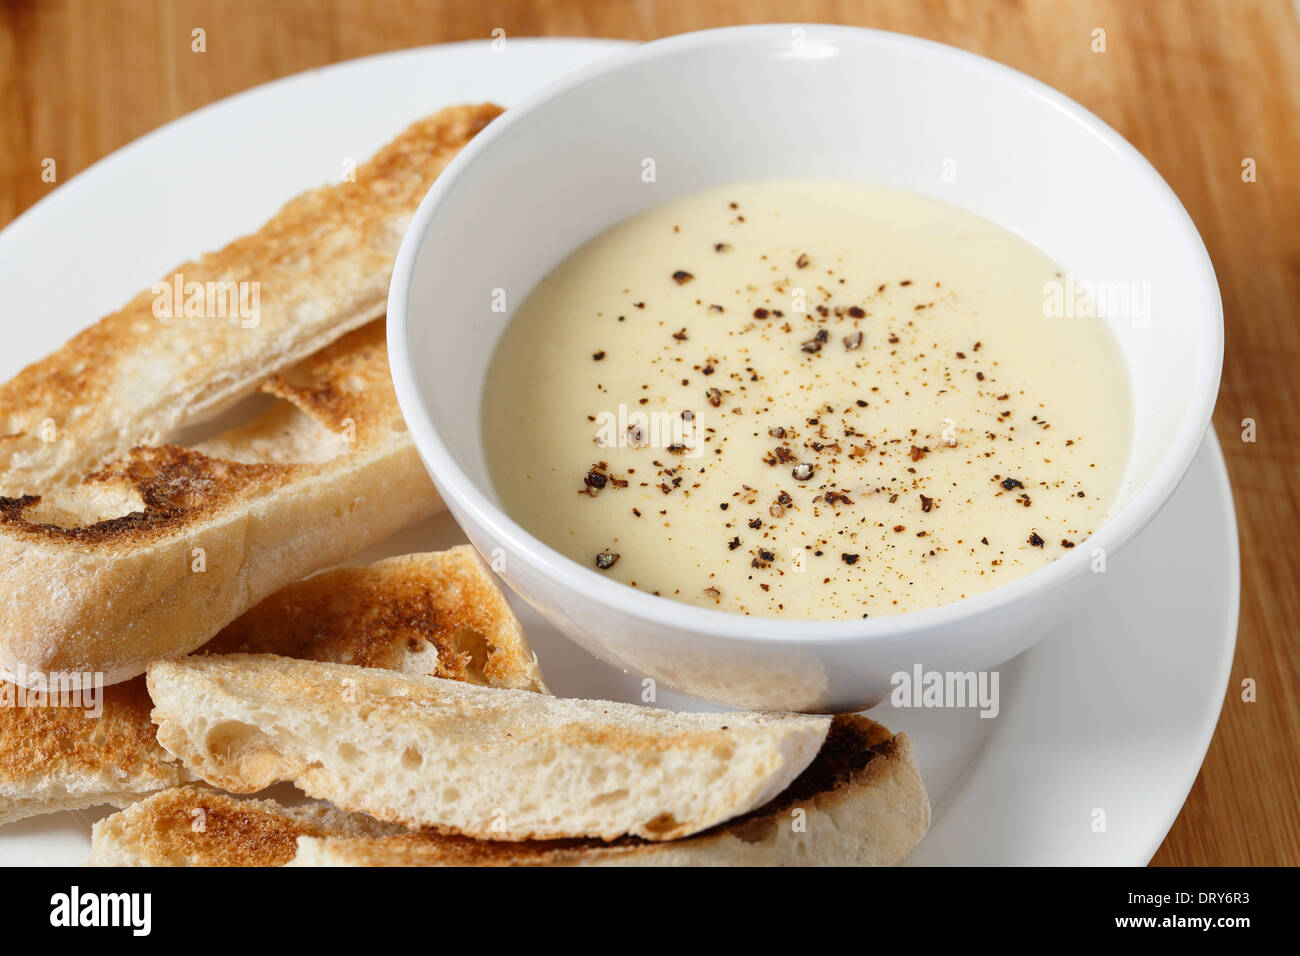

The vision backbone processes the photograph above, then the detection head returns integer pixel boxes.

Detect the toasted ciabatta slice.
[293,716,928,867]
[200,547,546,693]
[90,786,407,867]
[89,716,928,866]
[147,655,831,842]
[0,103,500,497]
[0,546,543,826]
[0,321,440,686]
[0,679,188,826]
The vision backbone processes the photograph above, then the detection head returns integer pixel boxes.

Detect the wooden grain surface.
[0,0,1296,865]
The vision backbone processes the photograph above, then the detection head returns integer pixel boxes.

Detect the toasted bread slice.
[0,103,500,497]
[293,715,928,866]
[0,321,441,685]
[90,786,406,866]
[89,716,928,866]
[0,547,542,826]
[200,547,546,692]
[147,655,831,842]
[0,679,188,826]
[307,716,929,867]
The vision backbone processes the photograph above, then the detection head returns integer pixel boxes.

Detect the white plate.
[0,39,1238,866]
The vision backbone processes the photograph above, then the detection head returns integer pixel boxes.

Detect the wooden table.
[1,0,1296,865]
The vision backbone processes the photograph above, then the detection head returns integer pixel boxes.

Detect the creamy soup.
[483,181,1132,620]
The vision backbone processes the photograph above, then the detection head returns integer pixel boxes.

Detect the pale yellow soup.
[483,181,1132,620]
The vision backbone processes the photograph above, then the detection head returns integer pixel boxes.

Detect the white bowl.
[388,24,1222,712]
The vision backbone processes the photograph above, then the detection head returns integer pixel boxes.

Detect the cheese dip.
[483,181,1132,620]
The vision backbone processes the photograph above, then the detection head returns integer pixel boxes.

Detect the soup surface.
[484,181,1132,620]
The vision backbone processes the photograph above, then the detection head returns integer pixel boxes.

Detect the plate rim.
[1135,430,1239,863]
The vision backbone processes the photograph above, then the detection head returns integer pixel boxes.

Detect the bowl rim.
[388,22,1224,645]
